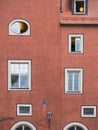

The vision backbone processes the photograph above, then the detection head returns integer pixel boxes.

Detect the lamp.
[47,112,52,128]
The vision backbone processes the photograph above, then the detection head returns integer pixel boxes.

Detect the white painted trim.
[10,121,36,130]
[8,60,31,90]
[9,19,30,35]
[63,122,88,130]
[17,104,32,116]
[65,68,83,94]
[68,34,83,53]
[81,106,96,117]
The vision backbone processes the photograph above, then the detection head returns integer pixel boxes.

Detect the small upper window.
[81,106,96,117]
[9,19,30,35]
[72,0,87,15]
[68,34,83,53]
[17,104,32,116]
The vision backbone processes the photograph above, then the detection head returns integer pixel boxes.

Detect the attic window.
[9,19,30,35]
[72,0,87,14]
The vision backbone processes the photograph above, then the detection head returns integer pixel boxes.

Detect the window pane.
[76,1,84,12]
[11,21,28,34]
[71,38,75,52]
[68,126,74,130]
[11,75,19,87]
[20,64,28,73]
[75,38,81,51]
[24,126,31,130]
[16,126,22,130]
[77,126,83,130]
[74,73,79,91]
[84,108,94,115]
[68,73,73,91]
[19,106,30,114]
[11,64,19,73]
[20,75,28,88]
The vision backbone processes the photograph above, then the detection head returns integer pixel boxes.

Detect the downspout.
[60,0,63,13]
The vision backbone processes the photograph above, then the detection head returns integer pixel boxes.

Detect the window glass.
[84,108,94,115]
[68,72,79,92]
[9,19,30,35]
[16,126,22,130]
[11,63,28,88]
[8,60,31,90]
[19,106,30,114]
[65,68,83,94]
[76,1,84,13]
[69,34,83,53]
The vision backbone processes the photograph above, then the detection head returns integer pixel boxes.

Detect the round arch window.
[16,125,31,130]
[11,21,28,34]
[10,121,36,130]
[63,122,88,130]
[9,19,30,35]
[68,126,84,130]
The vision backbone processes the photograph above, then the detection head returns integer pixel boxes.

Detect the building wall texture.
[0,0,98,130]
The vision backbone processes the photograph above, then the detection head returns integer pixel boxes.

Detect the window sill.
[65,91,82,94]
[8,87,31,91]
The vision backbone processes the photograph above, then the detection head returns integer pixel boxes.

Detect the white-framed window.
[72,0,87,15]
[17,104,32,116]
[81,106,96,117]
[68,34,83,53]
[65,68,83,94]
[9,19,30,35]
[8,60,31,90]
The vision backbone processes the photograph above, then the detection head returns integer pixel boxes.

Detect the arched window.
[9,19,30,36]
[10,121,36,130]
[63,122,88,130]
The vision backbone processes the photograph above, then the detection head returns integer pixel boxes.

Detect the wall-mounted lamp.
[47,112,52,128]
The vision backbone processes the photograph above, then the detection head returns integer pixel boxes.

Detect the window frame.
[8,60,31,90]
[68,34,84,54]
[17,104,32,116]
[72,0,88,15]
[81,106,96,117]
[65,68,83,94]
[9,19,30,36]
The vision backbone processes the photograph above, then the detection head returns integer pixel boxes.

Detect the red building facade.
[0,0,98,130]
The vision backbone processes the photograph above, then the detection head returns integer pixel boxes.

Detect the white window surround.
[17,104,32,116]
[9,19,30,36]
[81,106,96,117]
[68,34,83,53]
[10,121,36,130]
[74,0,86,14]
[8,60,31,90]
[63,122,88,130]
[65,68,83,94]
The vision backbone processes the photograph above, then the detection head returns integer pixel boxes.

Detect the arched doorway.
[63,122,88,130]
[10,121,36,130]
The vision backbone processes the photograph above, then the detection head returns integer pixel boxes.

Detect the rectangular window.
[65,68,83,94]
[69,34,83,53]
[72,0,87,15]
[81,106,96,117]
[17,104,32,116]
[8,60,31,90]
